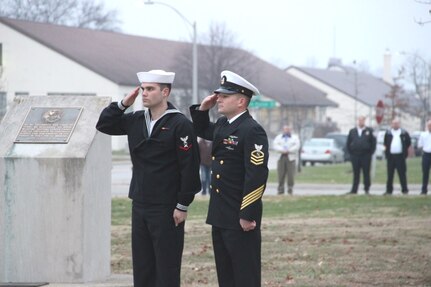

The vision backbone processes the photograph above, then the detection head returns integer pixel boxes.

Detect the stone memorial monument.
[0,96,112,283]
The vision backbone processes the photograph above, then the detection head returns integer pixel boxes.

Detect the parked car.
[301,138,345,166]
[410,131,422,157]
[325,132,350,161]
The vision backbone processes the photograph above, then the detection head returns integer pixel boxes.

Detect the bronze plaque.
[15,107,83,144]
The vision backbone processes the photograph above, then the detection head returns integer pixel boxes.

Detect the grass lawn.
[268,157,422,184]
[111,195,431,286]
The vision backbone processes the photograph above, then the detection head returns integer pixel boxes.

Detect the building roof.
[0,17,337,107]
[0,17,186,87]
[291,66,392,106]
[251,58,337,107]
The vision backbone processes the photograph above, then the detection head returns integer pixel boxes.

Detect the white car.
[301,138,345,166]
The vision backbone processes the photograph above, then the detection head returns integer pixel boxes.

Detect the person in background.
[346,116,376,194]
[418,119,431,195]
[383,118,411,195]
[273,125,300,195]
[96,69,201,286]
[198,137,212,195]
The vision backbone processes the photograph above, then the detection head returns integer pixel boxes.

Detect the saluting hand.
[122,86,141,107]
[240,218,256,232]
[199,94,218,111]
[173,209,188,226]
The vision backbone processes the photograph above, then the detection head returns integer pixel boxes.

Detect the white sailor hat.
[214,70,259,98]
[136,69,175,84]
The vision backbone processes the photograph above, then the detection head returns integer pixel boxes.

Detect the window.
[0,43,2,66]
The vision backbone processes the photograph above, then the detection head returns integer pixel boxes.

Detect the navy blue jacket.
[384,129,411,159]
[190,106,269,230]
[346,127,376,156]
[96,102,201,206]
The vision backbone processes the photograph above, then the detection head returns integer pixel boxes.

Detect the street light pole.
[192,21,198,104]
[144,0,198,104]
[353,63,358,121]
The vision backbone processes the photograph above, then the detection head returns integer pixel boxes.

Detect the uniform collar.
[144,102,182,136]
[228,110,247,124]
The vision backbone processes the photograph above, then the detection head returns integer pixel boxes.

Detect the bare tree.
[384,82,409,123]
[402,53,431,129]
[172,22,258,114]
[0,0,120,31]
[199,23,259,91]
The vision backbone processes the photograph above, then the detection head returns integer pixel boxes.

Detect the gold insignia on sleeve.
[250,144,264,165]
[241,184,265,210]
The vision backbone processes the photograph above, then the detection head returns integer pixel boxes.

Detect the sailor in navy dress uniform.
[96,70,201,287]
[189,70,269,287]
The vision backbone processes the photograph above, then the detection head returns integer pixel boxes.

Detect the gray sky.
[104,0,430,77]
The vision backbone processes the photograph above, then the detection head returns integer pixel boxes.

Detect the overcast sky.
[104,0,430,77]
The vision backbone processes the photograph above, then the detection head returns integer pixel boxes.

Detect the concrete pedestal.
[0,96,112,283]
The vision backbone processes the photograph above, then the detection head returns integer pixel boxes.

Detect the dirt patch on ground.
[112,217,431,286]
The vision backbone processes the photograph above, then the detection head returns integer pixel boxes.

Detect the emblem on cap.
[221,76,226,85]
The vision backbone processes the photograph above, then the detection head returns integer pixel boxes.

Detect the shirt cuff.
[176,203,188,212]
[117,100,129,111]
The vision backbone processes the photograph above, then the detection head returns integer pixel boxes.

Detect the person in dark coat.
[346,116,377,194]
[190,70,269,287]
[96,69,201,287]
[383,118,411,195]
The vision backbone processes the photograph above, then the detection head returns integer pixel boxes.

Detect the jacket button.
[212,156,215,160]
[211,170,213,174]
[210,184,212,189]
[216,189,220,193]
[216,174,220,179]
[220,160,224,164]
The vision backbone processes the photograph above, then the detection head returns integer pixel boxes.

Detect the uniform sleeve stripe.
[242,191,262,206]
[242,185,265,201]
[241,190,264,210]
[241,191,263,207]
[241,190,263,209]
[242,188,264,204]
[241,184,265,210]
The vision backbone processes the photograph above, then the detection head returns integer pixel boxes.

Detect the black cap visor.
[214,81,253,97]
[214,87,238,95]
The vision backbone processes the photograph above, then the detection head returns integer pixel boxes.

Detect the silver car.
[301,138,345,166]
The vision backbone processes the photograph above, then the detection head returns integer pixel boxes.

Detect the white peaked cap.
[214,70,259,97]
[136,70,175,84]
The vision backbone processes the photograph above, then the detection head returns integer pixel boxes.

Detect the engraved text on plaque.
[15,107,83,143]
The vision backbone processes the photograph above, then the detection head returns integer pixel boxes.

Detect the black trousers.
[422,152,431,194]
[350,154,372,193]
[131,201,184,287]
[386,154,408,193]
[212,226,261,287]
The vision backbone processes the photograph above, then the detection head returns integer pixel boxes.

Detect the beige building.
[286,64,421,133]
[0,17,340,150]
